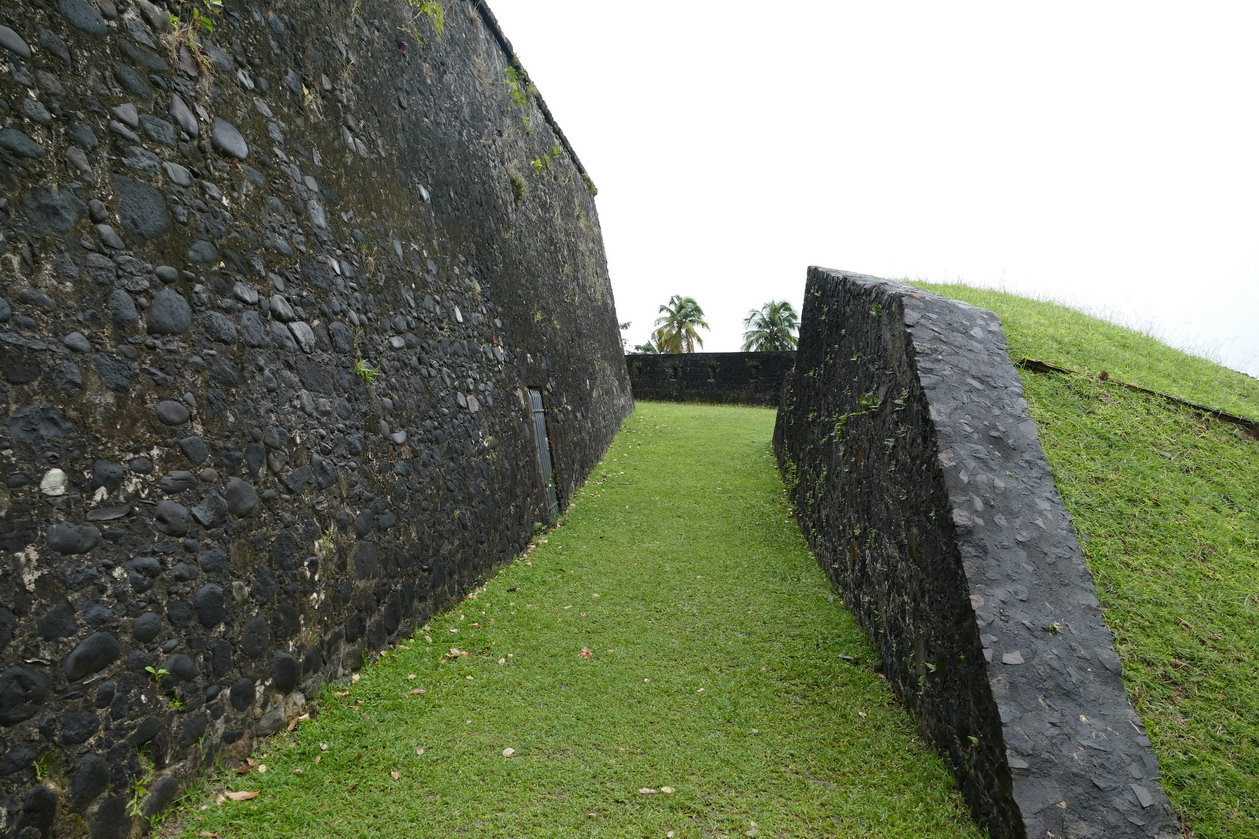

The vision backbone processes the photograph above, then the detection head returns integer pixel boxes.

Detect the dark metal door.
[528,389,559,521]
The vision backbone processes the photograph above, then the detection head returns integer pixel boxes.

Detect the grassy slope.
[180,403,980,839]
[913,283,1258,421]
[920,283,1258,839]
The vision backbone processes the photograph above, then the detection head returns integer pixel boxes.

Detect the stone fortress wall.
[0,0,632,835]
[774,268,1179,839]
[625,351,795,407]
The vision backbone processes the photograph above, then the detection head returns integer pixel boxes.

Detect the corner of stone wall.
[774,267,1179,839]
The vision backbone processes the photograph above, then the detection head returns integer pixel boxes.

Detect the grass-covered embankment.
[180,402,980,839]
[921,282,1258,839]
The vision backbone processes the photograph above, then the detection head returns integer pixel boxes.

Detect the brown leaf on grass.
[390,770,401,780]
[446,648,472,659]
[579,647,593,660]
[224,790,259,801]
[409,688,426,695]
[639,787,657,795]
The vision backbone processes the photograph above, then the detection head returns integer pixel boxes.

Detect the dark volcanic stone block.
[775,268,1178,839]
[0,667,52,724]
[63,632,121,681]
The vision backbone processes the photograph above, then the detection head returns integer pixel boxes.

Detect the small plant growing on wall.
[400,0,445,47]
[167,0,221,70]
[504,58,536,130]
[355,358,379,384]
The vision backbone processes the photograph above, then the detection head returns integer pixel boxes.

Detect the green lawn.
[914,282,1259,421]
[178,402,980,839]
[923,283,1259,839]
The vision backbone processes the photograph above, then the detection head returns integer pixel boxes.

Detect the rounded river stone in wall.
[58,0,108,35]
[147,288,192,335]
[0,666,52,724]
[46,522,100,554]
[154,400,190,425]
[59,709,100,744]
[114,175,171,240]
[229,677,254,711]
[211,117,248,160]
[132,612,162,642]
[193,584,225,628]
[70,753,110,810]
[225,477,258,517]
[271,652,299,694]
[63,632,121,681]
[154,500,190,536]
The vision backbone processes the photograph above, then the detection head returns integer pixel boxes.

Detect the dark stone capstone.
[63,632,121,681]
[147,288,192,335]
[775,268,1180,839]
[114,175,171,240]
[0,667,52,724]
[46,522,101,554]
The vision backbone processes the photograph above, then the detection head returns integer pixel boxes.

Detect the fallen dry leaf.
[446,648,472,659]
[639,788,657,795]
[858,711,868,718]
[224,791,259,801]
[502,747,516,757]
[579,647,593,660]
[407,674,417,680]
[256,764,267,774]
[661,786,675,794]
[409,688,425,695]
[320,743,330,751]
[314,755,322,764]
[390,770,400,780]
[497,658,506,665]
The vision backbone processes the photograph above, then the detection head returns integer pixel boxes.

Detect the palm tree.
[742,300,799,352]
[652,295,709,353]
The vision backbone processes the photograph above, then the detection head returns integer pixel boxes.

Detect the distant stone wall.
[0,0,631,835]
[774,268,1178,839]
[627,351,794,406]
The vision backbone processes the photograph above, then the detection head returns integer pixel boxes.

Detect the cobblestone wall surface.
[774,267,1178,839]
[0,0,631,834]
[626,351,794,407]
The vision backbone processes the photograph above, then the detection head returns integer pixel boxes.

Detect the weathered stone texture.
[627,351,795,406]
[0,0,631,834]
[774,268,1179,839]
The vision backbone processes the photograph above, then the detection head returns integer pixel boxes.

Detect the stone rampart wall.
[626,351,794,407]
[0,0,631,834]
[773,268,1178,839]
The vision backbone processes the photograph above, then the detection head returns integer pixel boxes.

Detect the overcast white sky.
[488,1,1258,377]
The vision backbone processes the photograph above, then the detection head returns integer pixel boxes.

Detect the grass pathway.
[182,402,979,838]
